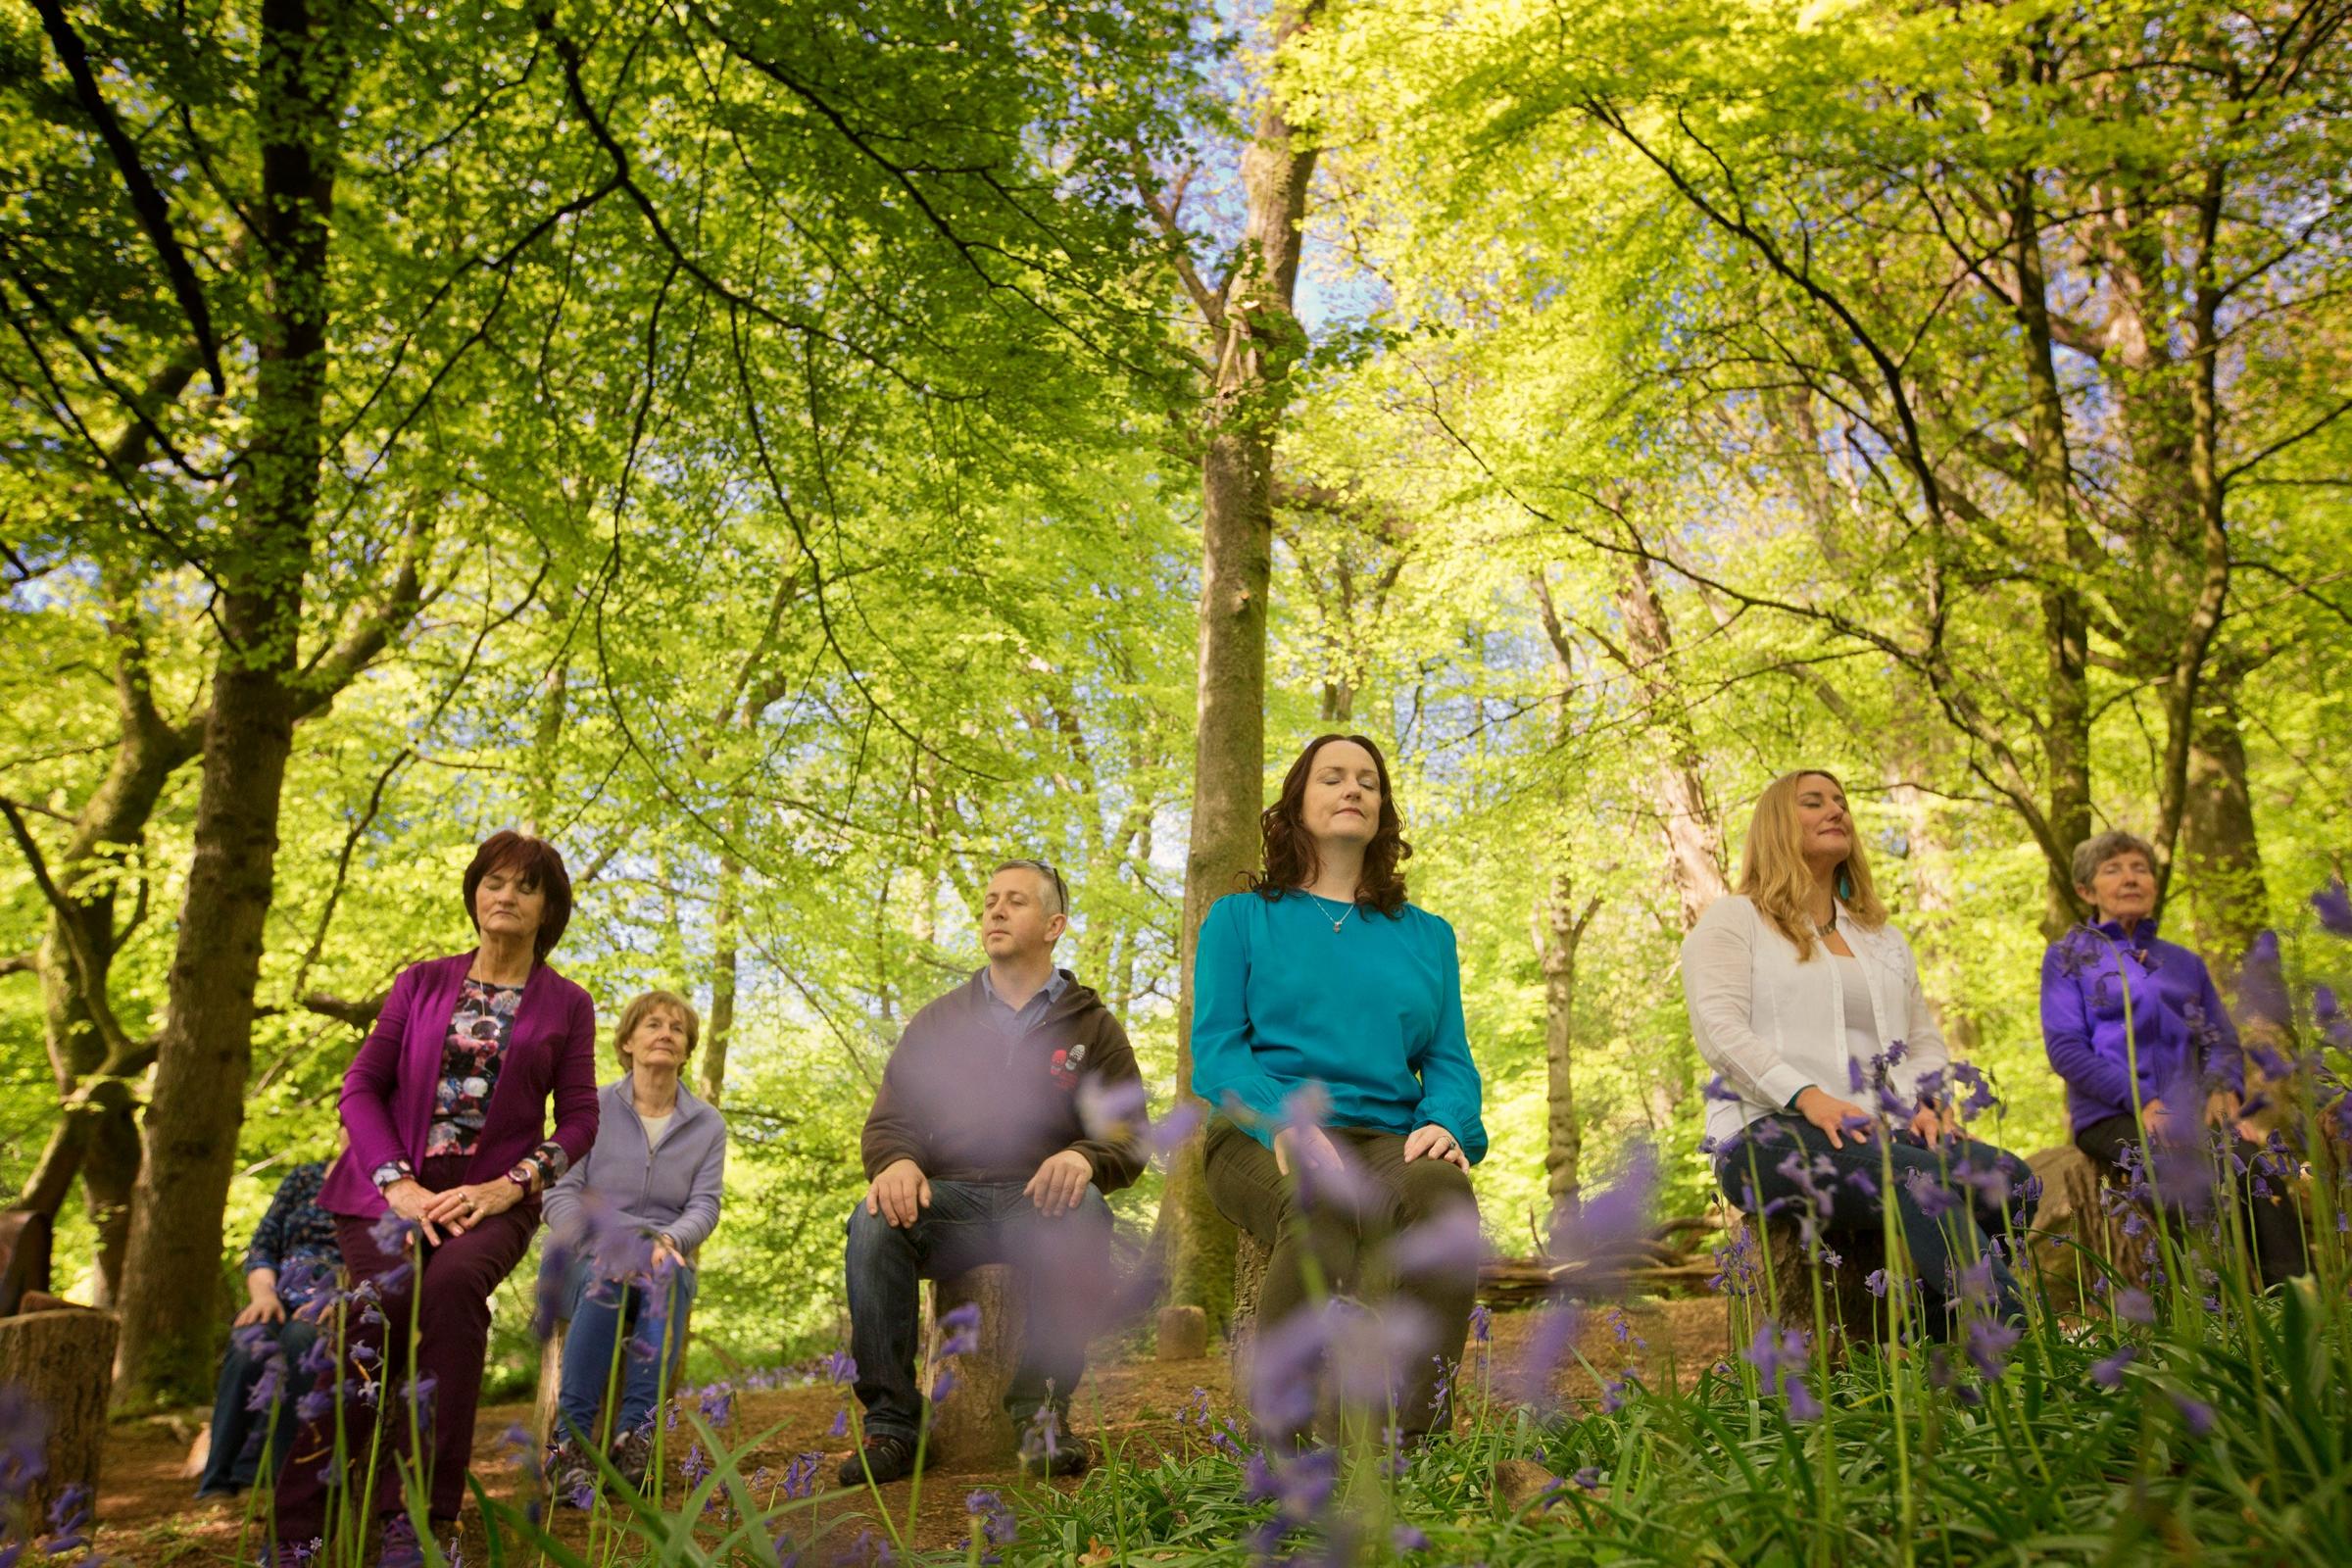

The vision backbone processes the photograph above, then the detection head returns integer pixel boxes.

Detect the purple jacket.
[319,952,601,1217]
[2039,918,2243,1133]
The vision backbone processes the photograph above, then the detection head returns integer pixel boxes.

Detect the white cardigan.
[1681,894,1949,1147]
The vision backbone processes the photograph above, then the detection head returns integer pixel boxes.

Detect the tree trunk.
[1613,557,1729,930]
[1537,876,1598,1221]
[1883,766,1984,1057]
[113,0,345,1406]
[2180,687,2268,980]
[700,849,741,1106]
[523,660,567,838]
[2011,172,2095,939]
[1167,0,1324,1330]
[13,386,204,1301]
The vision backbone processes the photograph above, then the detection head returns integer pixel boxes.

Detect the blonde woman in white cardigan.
[1686,769,2034,1328]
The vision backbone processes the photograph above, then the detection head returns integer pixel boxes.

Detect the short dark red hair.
[1249,734,1412,917]
[462,831,572,959]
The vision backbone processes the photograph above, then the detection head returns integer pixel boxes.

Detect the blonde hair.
[613,990,701,1070]
[1737,769,1887,960]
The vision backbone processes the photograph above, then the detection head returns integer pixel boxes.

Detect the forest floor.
[89,1295,1732,1563]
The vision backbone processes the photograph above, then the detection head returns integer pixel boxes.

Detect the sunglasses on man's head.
[1000,858,1068,912]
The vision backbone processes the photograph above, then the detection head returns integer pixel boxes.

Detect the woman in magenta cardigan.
[274,831,599,1563]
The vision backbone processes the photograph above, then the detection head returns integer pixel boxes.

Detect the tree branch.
[27,0,226,393]
[0,796,139,1064]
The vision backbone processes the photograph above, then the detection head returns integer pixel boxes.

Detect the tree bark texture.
[1612,556,1729,929]
[2180,689,2269,981]
[2011,173,2095,939]
[1167,0,1323,1332]
[700,850,742,1106]
[921,1265,1023,1467]
[114,0,346,1405]
[1537,875,1598,1221]
[13,362,204,1300]
[0,1304,121,1527]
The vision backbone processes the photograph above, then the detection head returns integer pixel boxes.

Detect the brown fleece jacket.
[859,969,1146,1191]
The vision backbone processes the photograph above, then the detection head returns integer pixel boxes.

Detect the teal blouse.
[1189,890,1487,1162]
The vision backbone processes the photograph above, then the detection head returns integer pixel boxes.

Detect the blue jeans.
[196,1316,318,1495]
[1715,1114,2036,1326]
[556,1256,697,1445]
[843,1178,1112,1446]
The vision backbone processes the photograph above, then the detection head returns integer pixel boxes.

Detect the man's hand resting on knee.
[866,1158,931,1227]
[1025,1149,1094,1217]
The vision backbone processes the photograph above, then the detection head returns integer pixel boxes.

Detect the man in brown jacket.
[839,858,1144,1485]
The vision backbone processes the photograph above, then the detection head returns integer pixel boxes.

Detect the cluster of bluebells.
[931,1301,982,1404]
[961,1489,1017,1563]
[0,1392,89,1567]
[1175,1385,1250,1459]
[1742,1321,1822,1422]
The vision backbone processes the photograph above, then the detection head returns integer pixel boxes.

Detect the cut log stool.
[1155,1304,1207,1361]
[531,1318,569,1449]
[0,1298,119,1528]
[2023,1144,2145,1312]
[1226,1229,1271,1403]
[1721,1212,1888,1350]
[920,1265,1025,1467]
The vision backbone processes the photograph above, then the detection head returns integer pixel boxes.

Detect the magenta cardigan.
[319,951,602,1218]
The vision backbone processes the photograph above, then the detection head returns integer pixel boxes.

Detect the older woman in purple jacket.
[2041,828,2307,1288]
[274,831,600,1563]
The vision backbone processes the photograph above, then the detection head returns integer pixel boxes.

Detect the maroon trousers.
[274,1156,537,1539]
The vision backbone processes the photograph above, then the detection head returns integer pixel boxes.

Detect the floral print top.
[428,976,522,1157]
[368,973,572,1195]
[240,1160,338,1308]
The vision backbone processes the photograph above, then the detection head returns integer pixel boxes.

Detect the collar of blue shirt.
[978,963,1069,1030]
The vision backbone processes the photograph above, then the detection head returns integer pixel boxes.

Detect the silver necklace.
[1304,892,1356,934]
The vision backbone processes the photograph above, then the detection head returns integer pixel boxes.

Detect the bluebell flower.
[937,1302,982,1360]
[2314,878,2352,935]
[1742,1322,1808,1397]
[368,1210,417,1252]
[1965,1318,2021,1381]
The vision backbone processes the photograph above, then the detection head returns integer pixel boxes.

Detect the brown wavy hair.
[1249,734,1412,916]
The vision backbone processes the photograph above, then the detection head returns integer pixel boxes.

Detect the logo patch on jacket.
[1050,1040,1087,1088]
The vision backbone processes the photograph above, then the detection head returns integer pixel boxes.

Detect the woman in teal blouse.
[1193,733,1485,1441]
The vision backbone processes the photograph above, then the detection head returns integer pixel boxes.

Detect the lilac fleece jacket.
[2039,918,2243,1132]
[543,1077,728,1258]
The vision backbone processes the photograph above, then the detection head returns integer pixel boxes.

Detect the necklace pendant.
[1332,919,1344,934]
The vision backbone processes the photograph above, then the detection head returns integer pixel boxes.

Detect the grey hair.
[992,858,1067,916]
[2071,829,2158,894]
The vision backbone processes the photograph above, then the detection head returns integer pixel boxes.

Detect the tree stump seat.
[0,1295,119,1528]
[2023,1143,2148,1311]
[1226,1229,1272,1403]
[529,1302,696,1451]
[919,1264,1026,1467]
[1719,1210,1890,1350]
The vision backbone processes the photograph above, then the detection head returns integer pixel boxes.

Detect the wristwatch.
[504,1160,538,1196]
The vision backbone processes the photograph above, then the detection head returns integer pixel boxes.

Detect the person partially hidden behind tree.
[838,858,1144,1486]
[195,1155,338,1497]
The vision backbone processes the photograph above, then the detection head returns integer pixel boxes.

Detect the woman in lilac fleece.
[2040,828,2307,1286]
